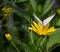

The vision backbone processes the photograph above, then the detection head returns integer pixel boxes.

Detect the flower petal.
[37,22,43,30]
[28,27,33,30]
[30,24,37,32]
[47,27,56,33]
[33,21,39,30]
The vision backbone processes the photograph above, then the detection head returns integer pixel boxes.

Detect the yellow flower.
[2,7,12,17]
[2,8,6,11]
[4,13,11,17]
[2,7,12,12]
[7,8,12,12]
[5,33,12,41]
[28,21,56,35]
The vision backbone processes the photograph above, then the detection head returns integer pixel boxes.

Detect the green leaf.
[57,9,60,15]
[43,0,51,11]
[35,36,43,48]
[5,46,17,52]
[37,36,48,52]
[29,31,35,44]
[1,45,17,52]
[47,28,60,51]
[14,39,30,52]
[24,15,31,23]
[41,0,55,16]
[56,19,60,26]
[37,5,42,13]
[29,0,37,12]
[16,0,27,2]
[5,25,19,39]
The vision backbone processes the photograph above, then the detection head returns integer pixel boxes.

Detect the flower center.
[40,29,47,35]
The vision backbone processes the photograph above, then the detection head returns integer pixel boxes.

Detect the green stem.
[37,36,47,52]
[40,36,47,46]
[40,36,47,52]
[11,41,20,52]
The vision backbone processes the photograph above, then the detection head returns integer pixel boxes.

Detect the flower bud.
[5,33,12,41]
[2,8,6,12]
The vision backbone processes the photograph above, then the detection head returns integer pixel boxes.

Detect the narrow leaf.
[29,0,37,11]
[43,0,51,11]
[41,0,55,16]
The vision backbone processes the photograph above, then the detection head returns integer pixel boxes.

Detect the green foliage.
[16,0,27,2]
[43,0,51,11]
[57,9,60,15]
[56,19,60,26]
[0,0,60,52]
[37,5,42,14]
[41,0,55,16]
[47,28,60,51]
[29,0,37,12]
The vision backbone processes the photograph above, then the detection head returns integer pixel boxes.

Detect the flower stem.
[40,36,47,46]
[11,41,20,52]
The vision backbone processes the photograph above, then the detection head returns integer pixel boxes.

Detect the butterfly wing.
[43,14,55,26]
[33,13,42,25]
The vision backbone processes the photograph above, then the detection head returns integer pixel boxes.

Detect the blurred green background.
[0,0,60,52]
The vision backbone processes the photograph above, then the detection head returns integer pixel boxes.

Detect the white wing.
[33,13,42,25]
[43,14,55,26]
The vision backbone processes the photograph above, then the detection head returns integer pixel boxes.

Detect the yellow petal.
[37,22,43,30]
[47,27,56,33]
[33,21,39,30]
[28,26,37,32]
[28,27,33,30]
[31,24,37,32]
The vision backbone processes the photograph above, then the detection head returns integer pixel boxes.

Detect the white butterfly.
[33,14,55,27]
